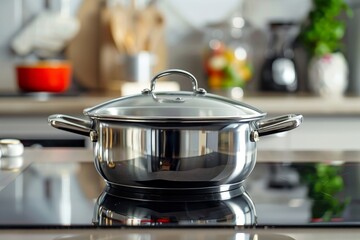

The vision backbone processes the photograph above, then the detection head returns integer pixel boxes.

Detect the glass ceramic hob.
[0,160,359,228]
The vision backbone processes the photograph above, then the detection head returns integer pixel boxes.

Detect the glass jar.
[203,17,253,94]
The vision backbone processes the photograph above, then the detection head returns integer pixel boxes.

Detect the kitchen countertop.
[0,228,360,240]
[1,148,360,239]
[10,148,360,164]
[0,92,360,116]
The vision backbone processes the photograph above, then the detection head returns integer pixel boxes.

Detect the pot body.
[92,120,257,192]
[49,112,302,193]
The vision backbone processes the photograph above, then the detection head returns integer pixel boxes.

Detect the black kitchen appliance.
[260,22,299,92]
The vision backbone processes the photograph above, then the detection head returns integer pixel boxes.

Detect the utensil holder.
[123,51,154,83]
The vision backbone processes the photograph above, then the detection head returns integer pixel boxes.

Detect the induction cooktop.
[0,160,359,228]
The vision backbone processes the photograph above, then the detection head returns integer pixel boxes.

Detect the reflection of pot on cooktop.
[93,186,257,227]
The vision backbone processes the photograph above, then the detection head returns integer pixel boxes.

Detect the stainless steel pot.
[48,69,303,194]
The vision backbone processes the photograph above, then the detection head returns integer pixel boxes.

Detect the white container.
[0,139,24,157]
[308,52,349,97]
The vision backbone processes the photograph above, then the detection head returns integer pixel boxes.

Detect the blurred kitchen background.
[0,0,351,94]
[2,0,360,94]
[1,0,360,150]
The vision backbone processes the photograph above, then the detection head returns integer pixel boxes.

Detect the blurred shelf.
[243,95,360,116]
[0,91,359,116]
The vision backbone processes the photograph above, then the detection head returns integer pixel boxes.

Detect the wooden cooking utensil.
[109,5,128,53]
[65,0,101,90]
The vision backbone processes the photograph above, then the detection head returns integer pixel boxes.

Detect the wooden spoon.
[145,6,165,53]
[110,5,127,53]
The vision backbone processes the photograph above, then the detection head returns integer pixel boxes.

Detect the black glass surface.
[0,161,359,228]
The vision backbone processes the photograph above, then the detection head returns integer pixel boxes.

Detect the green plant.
[295,163,350,221]
[300,0,352,56]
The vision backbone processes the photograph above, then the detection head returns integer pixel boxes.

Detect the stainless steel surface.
[254,114,303,138]
[146,68,207,94]
[48,114,302,191]
[142,69,206,103]
[91,121,257,191]
[48,114,93,137]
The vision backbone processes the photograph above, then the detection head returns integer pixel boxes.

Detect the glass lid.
[84,69,266,122]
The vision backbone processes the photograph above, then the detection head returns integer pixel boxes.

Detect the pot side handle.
[250,114,303,142]
[48,114,94,138]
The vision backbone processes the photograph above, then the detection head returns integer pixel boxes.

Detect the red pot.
[16,61,72,93]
